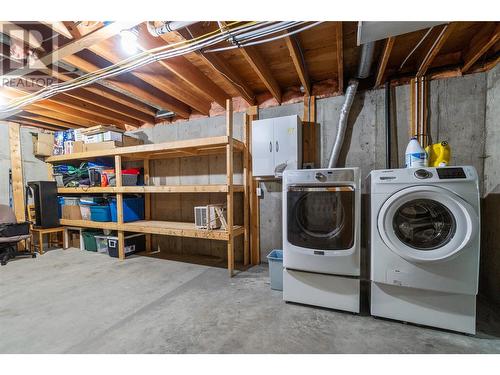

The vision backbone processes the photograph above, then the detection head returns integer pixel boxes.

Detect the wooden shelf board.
[57,185,244,194]
[59,219,243,241]
[46,136,244,162]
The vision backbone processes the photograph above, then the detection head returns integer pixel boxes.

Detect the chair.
[27,205,66,254]
[0,204,34,266]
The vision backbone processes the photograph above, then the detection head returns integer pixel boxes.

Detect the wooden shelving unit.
[46,100,248,276]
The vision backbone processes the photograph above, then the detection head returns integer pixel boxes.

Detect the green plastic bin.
[82,230,103,252]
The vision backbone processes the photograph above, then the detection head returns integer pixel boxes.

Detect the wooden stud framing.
[302,96,319,167]
[8,123,25,223]
[226,99,234,276]
[335,22,344,93]
[240,46,282,103]
[115,155,125,259]
[143,158,152,253]
[243,113,250,266]
[375,37,395,87]
[247,106,260,265]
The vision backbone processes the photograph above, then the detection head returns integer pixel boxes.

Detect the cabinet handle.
[269,141,272,152]
[276,140,279,152]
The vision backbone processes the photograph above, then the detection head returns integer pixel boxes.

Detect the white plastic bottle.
[405,137,428,168]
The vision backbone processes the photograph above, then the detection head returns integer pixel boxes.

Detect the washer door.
[378,186,478,262]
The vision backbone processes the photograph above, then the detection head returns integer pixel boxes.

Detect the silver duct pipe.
[327,42,375,168]
[146,21,197,37]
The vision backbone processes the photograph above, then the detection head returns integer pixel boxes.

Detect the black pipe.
[385,81,391,169]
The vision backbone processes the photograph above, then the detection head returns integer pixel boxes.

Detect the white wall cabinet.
[251,115,302,177]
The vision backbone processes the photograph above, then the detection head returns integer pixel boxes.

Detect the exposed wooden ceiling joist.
[40,22,73,39]
[240,46,282,103]
[416,23,456,77]
[375,37,396,87]
[284,34,311,96]
[137,24,230,109]
[16,112,76,128]
[88,39,213,115]
[62,53,191,118]
[462,23,500,72]
[23,108,88,127]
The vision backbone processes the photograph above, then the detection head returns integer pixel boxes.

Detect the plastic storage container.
[94,234,115,254]
[82,230,104,251]
[61,197,80,206]
[109,196,144,222]
[79,205,91,220]
[267,249,283,291]
[107,233,145,258]
[90,204,112,222]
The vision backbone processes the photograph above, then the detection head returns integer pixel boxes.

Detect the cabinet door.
[274,115,299,172]
[251,118,275,176]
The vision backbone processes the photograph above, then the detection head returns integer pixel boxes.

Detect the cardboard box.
[72,141,84,153]
[83,136,143,152]
[84,131,123,144]
[69,232,80,248]
[62,205,82,220]
[32,132,54,156]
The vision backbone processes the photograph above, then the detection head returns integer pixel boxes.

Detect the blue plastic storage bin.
[267,249,283,291]
[109,196,144,222]
[90,204,112,222]
[57,196,64,219]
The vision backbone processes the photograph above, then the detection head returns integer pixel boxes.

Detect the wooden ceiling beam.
[62,53,191,118]
[462,23,500,73]
[23,108,92,127]
[16,112,77,128]
[11,117,65,131]
[240,46,282,103]
[375,37,396,87]
[416,23,456,77]
[176,28,255,106]
[40,22,73,39]
[284,34,311,96]
[335,22,344,93]
[137,24,230,108]
[89,39,211,115]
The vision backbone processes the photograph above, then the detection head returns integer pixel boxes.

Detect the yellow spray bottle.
[425,141,451,167]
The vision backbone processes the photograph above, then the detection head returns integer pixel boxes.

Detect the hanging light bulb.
[120,28,139,54]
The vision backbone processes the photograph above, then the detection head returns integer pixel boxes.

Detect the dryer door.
[378,186,478,262]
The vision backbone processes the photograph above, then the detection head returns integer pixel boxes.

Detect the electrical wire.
[398,26,435,71]
[0,20,323,113]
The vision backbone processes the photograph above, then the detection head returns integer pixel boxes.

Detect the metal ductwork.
[146,21,197,37]
[327,41,375,168]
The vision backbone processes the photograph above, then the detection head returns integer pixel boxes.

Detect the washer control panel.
[436,167,466,179]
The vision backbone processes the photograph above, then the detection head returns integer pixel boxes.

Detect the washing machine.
[283,168,361,313]
[368,166,480,334]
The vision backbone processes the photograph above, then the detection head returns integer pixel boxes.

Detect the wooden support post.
[302,96,318,168]
[247,105,260,266]
[143,158,152,253]
[115,155,125,260]
[226,99,234,276]
[243,113,250,266]
[409,78,417,139]
[8,123,25,223]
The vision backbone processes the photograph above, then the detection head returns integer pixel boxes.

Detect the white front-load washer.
[283,168,361,313]
[368,166,480,334]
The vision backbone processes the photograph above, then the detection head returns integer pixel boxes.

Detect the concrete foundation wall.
[481,63,500,306]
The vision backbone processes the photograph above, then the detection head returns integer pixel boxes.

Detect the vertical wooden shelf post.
[143,158,152,253]
[8,123,25,223]
[226,99,234,276]
[247,106,260,265]
[115,155,125,259]
[243,113,250,266]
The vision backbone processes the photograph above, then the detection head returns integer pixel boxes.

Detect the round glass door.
[392,199,456,250]
[378,186,478,262]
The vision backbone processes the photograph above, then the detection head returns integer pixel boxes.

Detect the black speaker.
[27,181,59,228]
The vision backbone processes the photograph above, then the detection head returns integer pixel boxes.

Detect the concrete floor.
[1,248,500,354]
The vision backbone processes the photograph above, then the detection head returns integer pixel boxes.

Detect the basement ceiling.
[0,21,498,131]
